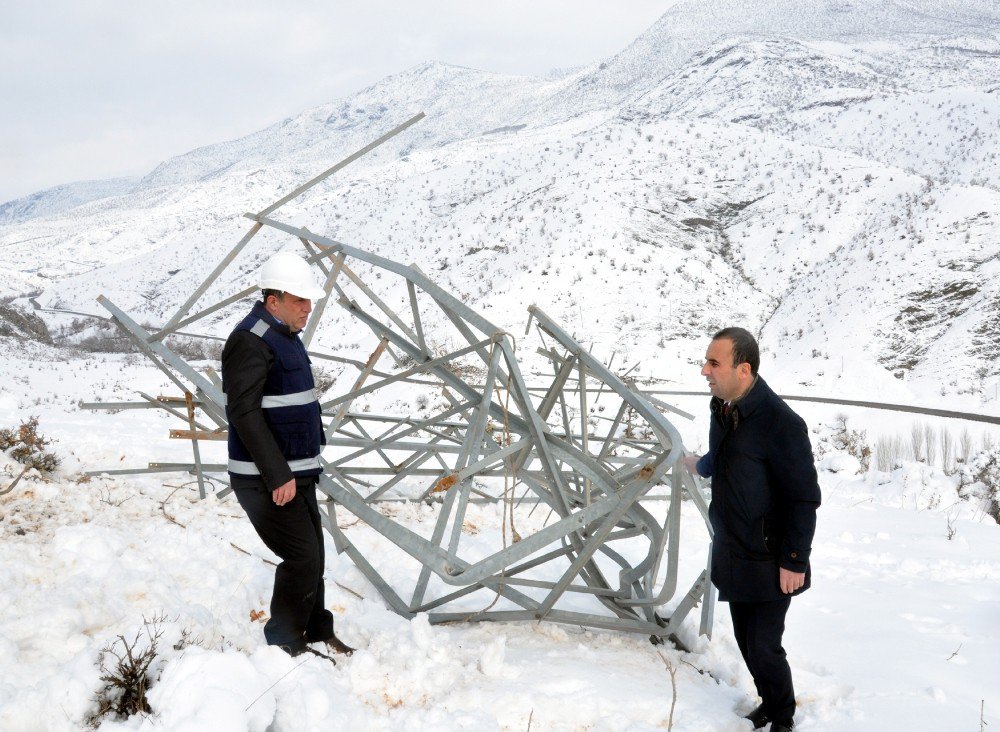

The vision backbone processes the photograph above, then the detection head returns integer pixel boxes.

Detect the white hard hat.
[259,252,327,300]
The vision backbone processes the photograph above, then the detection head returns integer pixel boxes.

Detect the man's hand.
[680,455,701,476]
[272,479,296,506]
[779,567,805,594]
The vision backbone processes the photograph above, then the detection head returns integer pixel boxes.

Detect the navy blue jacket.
[222,301,324,487]
[696,377,821,603]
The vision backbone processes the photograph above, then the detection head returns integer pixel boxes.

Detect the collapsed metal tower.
[86,113,717,642]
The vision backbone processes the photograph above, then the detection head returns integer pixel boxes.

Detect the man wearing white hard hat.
[221,251,353,659]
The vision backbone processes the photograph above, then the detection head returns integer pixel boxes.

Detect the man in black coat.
[222,251,353,659]
[682,327,821,732]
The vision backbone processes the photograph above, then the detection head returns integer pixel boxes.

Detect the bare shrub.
[88,618,165,726]
[165,335,223,362]
[940,429,953,473]
[924,423,937,466]
[959,448,1000,524]
[0,416,59,474]
[312,366,340,395]
[657,651,678,731]
[76,320,141,353]
[875,434,906,472]
[831,414,871,470]
[910,423,924,462]
[959,429,974,464]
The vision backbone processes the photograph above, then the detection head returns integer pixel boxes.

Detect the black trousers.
[729,596,795,723]
[233,475,335,650]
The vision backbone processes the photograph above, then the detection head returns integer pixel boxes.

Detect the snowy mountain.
[131,61,580,192]
[0,176,139,226]
[2,0,999,408]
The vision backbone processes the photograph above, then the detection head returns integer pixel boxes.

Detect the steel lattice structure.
[86,113,717,643]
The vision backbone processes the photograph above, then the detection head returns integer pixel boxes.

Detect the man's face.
[267,293,312,333]
[701,337,751,401]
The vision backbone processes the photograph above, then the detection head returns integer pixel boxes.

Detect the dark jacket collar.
[710,375,769,427]
[251,300,294,338]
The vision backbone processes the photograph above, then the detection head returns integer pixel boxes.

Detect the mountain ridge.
[1,0,998,410]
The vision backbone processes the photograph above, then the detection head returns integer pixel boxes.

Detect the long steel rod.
[328,401,475,468]
[320,337,494,410]
[257,112,425,218]
[301,252,346,349]
[328,337,389,434]
[147,287,257,343]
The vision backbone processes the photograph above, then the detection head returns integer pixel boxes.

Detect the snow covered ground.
[0,345,997,731]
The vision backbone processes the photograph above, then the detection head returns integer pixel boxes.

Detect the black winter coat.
[696,377,821,603]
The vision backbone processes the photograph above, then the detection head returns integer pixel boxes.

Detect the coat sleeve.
[695,452,713,477]
[695,406,720,477]
[771,412,821,573]
[222,330,295,490]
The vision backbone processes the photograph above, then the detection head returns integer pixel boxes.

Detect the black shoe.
[317,634,355,656]
[744,704,770,730]
[769,721,794,732]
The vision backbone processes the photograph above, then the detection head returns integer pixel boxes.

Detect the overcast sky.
[0,1,675,204]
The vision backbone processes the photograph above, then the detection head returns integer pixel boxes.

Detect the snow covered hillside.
[0,177,139,227]
[1,1,999,729]
[2,1,999,410]
[1,0,998,407]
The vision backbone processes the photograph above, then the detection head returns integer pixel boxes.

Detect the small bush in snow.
[0,416,59,475]
[312,365,341,395]
[831,414,871,471]
[874,434,907,472]
[959,448,1000,525]
[164,335,223,362]
[73,320,141,353]
[88,619,164,726]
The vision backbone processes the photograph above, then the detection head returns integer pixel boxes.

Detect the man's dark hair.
[712,327,759,376]
[262,289,284,304]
